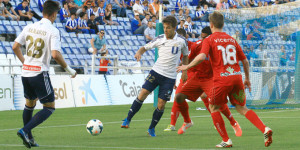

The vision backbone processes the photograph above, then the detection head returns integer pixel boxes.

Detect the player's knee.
[42,102,55,109]
[25,99,37,107]
[137,89,150,101]
[209,104,221,113]
[175,93,186,103]
[235,105,249,115]
[200,93,207,99]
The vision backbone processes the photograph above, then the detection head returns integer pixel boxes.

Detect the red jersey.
[99,59,109,71]
[189,40,213,79]
[201,32,246,83]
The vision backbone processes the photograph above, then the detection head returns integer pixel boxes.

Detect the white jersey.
[15,18,61,77]
[144,33,188,79]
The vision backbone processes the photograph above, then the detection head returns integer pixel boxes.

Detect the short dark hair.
[83,6,88,10]
[79,12,86,18]
[202,26,212,35]
[43,0,60,16]
[22,0,28,3]
[208,11,224,29]
[176,28,186,37]
[162,16,177,28]
[63,1,67,6]
[90,14,95,17]
[70,13,76,16]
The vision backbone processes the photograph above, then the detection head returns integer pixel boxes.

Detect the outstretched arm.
[177,53,206,72]
[134,47,147,61]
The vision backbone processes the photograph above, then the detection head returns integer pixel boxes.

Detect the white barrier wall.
[0,75,15,110]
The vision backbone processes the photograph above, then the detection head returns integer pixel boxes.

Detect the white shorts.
[88,48,107,54]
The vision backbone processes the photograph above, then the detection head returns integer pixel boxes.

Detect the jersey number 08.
[217,45,237,65]
[26,35,45,58]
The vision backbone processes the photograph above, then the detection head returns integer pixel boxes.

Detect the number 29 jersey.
[15,18,62,77]
[200,32,246,83]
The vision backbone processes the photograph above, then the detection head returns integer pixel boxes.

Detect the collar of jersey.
[163,32,178,40]
[40,18,52,25]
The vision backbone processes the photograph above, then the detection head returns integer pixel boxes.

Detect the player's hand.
[244,79,251,92]
[64,66,77,78]
[173,85,177,90]
[181,72,188,83]
[134,53,142,61]
[176,65,189,72]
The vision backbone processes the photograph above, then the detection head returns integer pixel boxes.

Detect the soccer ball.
[86,119,103,136]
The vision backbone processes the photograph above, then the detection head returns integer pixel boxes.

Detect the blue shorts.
[142,70,176,101]
[21,72,55,104]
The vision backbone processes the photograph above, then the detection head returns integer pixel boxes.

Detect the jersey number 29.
[217,45,237,65]
[26,35,45,58]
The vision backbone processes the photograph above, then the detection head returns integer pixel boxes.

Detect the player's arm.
[237,44,251,91]
[134,46,146,61]
[12,42,25,64]
[136,37,160,61]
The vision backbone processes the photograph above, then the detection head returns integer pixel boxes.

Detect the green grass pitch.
[0,102,299,150]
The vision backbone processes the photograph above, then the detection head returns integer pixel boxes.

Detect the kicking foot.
[121,118,130,128]
[164,125,176,131]
[264,127,273,147]
[147,128,156,137]
[232,122,242,137]
[17,129,31,149]
[177,121,193,134]
[216,139,233,148]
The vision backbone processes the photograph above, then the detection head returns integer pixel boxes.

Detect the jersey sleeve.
[189,43,199,60]
[144,37,160,50]
[236,43,247,61]
[181,40,189,56]
[200,38,211,56]
[51,30,62,52]
[14,26,28,45]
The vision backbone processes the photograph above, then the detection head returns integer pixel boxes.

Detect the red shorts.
[176,77,213,102]
[209,76,246,106]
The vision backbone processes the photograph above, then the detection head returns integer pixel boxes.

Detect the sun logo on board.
[79,78,98,105]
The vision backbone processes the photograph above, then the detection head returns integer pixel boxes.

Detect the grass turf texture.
[0,102,299,150]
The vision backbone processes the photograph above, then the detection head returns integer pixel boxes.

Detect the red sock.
[220,105,236,126]
[245,110,266,133]
[178,100,191,123]
[170,101,180,126]
[202,97,211,113]
[211,112,229,142]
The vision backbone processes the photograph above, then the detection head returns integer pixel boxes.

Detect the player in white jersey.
[12,0,77,148]
[121,16,189,137]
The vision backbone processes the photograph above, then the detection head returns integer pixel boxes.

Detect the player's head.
[99,1,104,7]
[99,30,105,37]
[201,26,212,39]
[147,21,153,28]
[43,0,60,23]
[63,1,68,9]
[196,6,201,11]
[79,12,85,18]
[176,28,187,39]
[22,0,28,7]
[70,13,76,19]
[208,11,224,31]
[162,16,177,39]
[90,14,95,20]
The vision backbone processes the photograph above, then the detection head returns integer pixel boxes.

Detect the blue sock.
[23,107,55,133]
[127,98,143,121]
[149,108,164,129]
[23,105,34,139]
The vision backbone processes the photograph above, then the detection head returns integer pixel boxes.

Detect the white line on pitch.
[0,109,299,132]
[0,144,216,150]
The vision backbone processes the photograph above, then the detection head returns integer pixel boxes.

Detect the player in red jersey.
[164,27,242,136]
[177,12,273,148]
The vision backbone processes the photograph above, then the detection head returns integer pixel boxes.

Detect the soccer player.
[121,16,189,137]
[177,11,273,148]
[12,0,77,148]
[165,27,242,136]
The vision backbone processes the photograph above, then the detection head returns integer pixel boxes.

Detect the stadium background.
[0,0,299,111]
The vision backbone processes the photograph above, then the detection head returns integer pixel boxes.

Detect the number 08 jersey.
[15,18,62,77]
[144,33,189,79]
[201,32,246,83]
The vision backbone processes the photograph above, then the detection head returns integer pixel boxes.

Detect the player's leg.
[121,70,158,128]
[23,99,39,146]
[200,93,210,113]
[164,99,179,131]
[209,86,232,148]
[175,93,194,134]
[148,98,167,137]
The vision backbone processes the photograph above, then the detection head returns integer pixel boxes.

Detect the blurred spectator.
[216,0,225,10]
[223,0,232,9]
[280,46,287,66]
[198,0,210,7]
[84,0,95,7]
[65,13,81,33]
[232,30,241,44]
[38,0,45,12]
[246,0,256,7]
[177,19,185,29]
[247,31,254,40]
[253,29,263,40]
[105,3,119,25]
[142,13,150,25]
[149,0,166,17]
[76,6,88,16]
[97,1,106,24]
[74,0,83,7]
[131,12,147,35]
[2,0,20,20]
[248,45,258,59]
[0,0,11,20]
[176,0,188,12]
[109,0,126,17]
[15,0,32,21]
[60,1,70,23]
[170,9,176,17]
[99,51,111,75]
[67,0,79,14]
[88,6,99,19]
[176,9,185,22]
[78,12,95,34]
[254,43,267,66]
[133,0,145,20]
[185,16,196,29]
[184,8,190,19]
[290,52,295,61]
[194,6,202,21]
[87,14,99,33]
[208,0,216,7]
[88,30,107,55]
[243,23,252,38]
[183,22,195,38]
[142,0,150,15]
[27,0,42,20]
[144,21,155,42]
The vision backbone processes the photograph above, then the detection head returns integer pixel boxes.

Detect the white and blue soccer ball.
[86,119,103,136]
